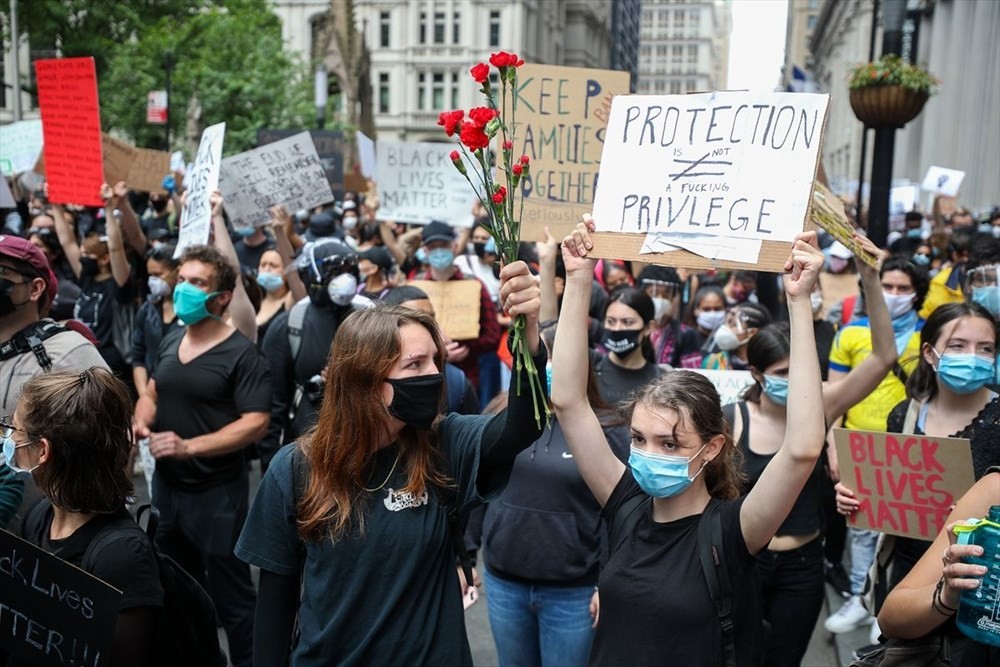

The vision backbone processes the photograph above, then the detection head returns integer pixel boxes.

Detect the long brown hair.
[628,371,745,500]
[298,305,451,542]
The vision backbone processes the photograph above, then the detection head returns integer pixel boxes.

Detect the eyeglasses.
[0,417,37,441]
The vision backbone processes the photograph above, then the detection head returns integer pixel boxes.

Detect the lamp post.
[314,63,328,130]
[164,51,173,151]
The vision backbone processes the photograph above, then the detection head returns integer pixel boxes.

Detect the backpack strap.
[82,516,147,573]
[287,298,311,361]
[0,320,68,372]
[698,501,736,667]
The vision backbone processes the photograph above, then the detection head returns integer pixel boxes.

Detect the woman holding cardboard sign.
[552,217,826,666]
[725,233,895,666]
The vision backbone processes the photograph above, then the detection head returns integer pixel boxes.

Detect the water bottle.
[954,506,1000,647]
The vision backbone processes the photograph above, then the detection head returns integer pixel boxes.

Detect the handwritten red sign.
[833,428,976,540]
[35,57,104,206]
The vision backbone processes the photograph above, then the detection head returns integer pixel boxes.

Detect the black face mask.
[79,256,100,278]
[602,328,642,356]
[0,278,28,317]
[386,373,444,430]
[151,198,168,213]
[473,242,487,258]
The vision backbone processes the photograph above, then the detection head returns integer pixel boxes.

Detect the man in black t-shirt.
[134,245,270,667]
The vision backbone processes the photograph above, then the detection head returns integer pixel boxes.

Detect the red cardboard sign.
[833,428,976,540]
[34,57,104,206]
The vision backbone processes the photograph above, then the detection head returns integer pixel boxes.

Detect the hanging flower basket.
[849,85,929,127]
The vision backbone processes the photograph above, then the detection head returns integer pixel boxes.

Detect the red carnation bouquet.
[438,51,548,426]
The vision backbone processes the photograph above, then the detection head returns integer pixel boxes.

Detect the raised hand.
[561,215,598,277]
[112,181,129,200]
[210,190,225,218]
[782,231,824,300]
[855,232,888,281]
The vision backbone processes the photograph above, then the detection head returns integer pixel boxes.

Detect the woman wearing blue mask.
[552,218,826,666]
[255,249,296,342]
[837,301,999,604]
[132,244,181,398]
[725,235,895,667]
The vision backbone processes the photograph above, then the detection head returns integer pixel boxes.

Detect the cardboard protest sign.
[219,132,334,230]
[127,148,171,193]
[175,122,226,258]
[810,182,879,268]
[691,369,755,405]
[101,134,138,186]
[258,129,344,200]
[833,428,976,540]
[357,131,376,180]
[511,64,631,242]
[0,120,44,175]
[590,91,829,272]
[408,279,482,340]
[376,141,480,226]
[0,529,121,667]
[34,57,104,207]
[921,166,965,198]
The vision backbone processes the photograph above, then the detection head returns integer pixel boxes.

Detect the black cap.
[422,220,456,245]
[360,246,394,273]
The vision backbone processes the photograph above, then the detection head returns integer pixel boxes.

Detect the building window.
[451,71,460,108]
[453,11,460,43]
[670,80,681,94]
[434,11,446,43]
[687,45,697,62]
[686,79,697,91]
[489,10,501,47]
[671,45,683,61]
[379,11,390,48]
[419,12,427,44]
[807,14,817,30]
[418,72,426,109]
[657,45,668,58]
[378,72,390,113]
[655,80,666,93]
[432,71,445,109]
[674,10,685,27]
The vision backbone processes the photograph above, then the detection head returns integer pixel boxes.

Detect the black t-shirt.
[153,329,271,490]
[590,349,663,407]
[73,275,133,367]
[814,318,836,381]
[235,236,276,273]
[591,471,763,666]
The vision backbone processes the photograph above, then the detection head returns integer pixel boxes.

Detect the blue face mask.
[912,253,930,267]
[427,248,455,271]
[972,287,1000,318]
[235,227,256,238]
[173,282,219,326]
[763,375,789,406]
[628,444,708,498]
[256,272,284,293]
[416,248,428,264]
[906,228,923,239]
[2,435,38,475]
[932,350,996,395]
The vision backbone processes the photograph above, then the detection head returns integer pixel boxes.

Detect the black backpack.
[80,505,227,667]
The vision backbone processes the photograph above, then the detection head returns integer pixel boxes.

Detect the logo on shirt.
[383,488,429,512]
[562,451,574,459]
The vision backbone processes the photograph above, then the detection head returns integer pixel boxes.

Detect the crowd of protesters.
[1,167,998,666]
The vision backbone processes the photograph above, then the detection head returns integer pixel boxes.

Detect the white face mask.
[327,273,358,306]
[696,310,726,332]
[343,216,358,230]
[883,292,915,319]
[810,292,823,314]
[148,276,172,300]
[651,296,673,321]
[714,325,741,352]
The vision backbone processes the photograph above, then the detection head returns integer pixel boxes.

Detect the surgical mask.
[932,349,995,395]
[978,223,993,235]
[906,228,923,239]
[416,248,428,264]
[971,286,1000,318]
[147,276,172,301]
[343,216,358,231]
[628,443,708,499]
[427,248,455,271]
[327,273,358,306]
[235,227,256,238]
[763,375,789,406]
[2,435,38,475]
[386,373,444,430]
[714,325,742,352]
[884,292,915,319]
[603,328,642,356]
[651,297,673,321]
[256,272,285,293]
[173,282,219,325]
[696,310,726,332]
[79,256,100,277]
[912,253,930,267]
[810,292,824,314]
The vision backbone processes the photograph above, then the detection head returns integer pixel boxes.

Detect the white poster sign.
[0,120,44,175]
[592,92,829,259]
[219,131,334,230]
[376,141,481,226]
[691,369,756,406]
[357,131,376,180]
[921,166,965,198]
[890,185,919,215]
[175,122,226,258]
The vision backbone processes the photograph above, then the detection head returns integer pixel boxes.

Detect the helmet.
[296,239,359,307]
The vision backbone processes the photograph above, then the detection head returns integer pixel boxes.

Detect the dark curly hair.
[179,244,237,293]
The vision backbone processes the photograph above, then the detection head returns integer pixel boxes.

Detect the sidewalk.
[822,583,875,667]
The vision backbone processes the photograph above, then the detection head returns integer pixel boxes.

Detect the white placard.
[219,132,334,230]
[592,91,830,247]
[376,141,481,226]
[890,185,919,215]
[921,166,965,198]
[169,150,185,174]
[175,122,226,258]
[357,131,376,180]
[691,369,756,406]
[0,120,44,175]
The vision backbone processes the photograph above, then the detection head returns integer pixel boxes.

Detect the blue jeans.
[484,569,595,667]
[478,351,502,410]
[849,528,880,595]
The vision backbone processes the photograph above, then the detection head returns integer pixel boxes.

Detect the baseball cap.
[360,246,394,274]
[422,220,456,245]
[0,234,58,305]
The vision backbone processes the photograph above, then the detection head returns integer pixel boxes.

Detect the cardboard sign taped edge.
[587,99,830,273]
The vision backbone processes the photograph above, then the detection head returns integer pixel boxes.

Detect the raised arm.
[822,234,896,423]
[210,191,258,344]
[50,198,82,278]
[111,181,147,254]
[536,227,560,323]
[268,206,307,302]
[740,232,826,554]
[379,219,408,265]
[551,217,626,506]
[102,183,132,288]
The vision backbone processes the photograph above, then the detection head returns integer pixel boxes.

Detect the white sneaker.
[824,595,874,634]
[869,618,882,644]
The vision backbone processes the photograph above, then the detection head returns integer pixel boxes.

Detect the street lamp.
[314,63,328,129]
